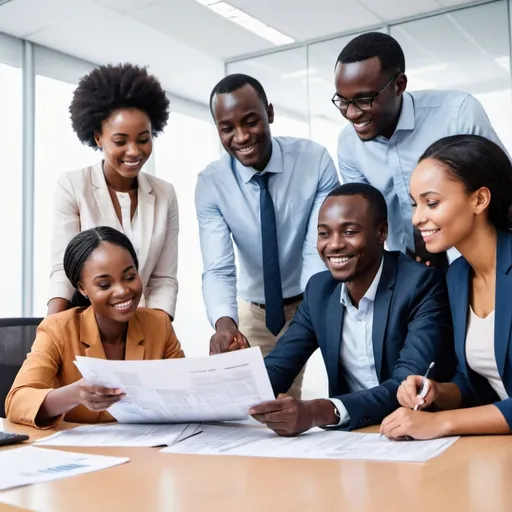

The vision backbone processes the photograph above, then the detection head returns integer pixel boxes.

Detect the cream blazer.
[49,162,179,317]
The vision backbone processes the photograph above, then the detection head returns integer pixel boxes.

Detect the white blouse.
[114,191,141,257]
[465,307,508,400]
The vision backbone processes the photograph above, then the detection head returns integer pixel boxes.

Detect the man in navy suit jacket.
[249,183,454,436]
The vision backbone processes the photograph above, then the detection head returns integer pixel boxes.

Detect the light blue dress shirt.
[195,137,340,327]
[330,259,383,425]
[338,90,506,252]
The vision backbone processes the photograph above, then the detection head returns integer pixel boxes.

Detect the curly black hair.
[337,32,405,74]
[70,63,170,149]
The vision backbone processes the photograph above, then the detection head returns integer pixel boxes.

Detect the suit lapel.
[325,283,343,388]
[450,259,470,380]
[372,253,394,381]
[80,307,107,359]
[91,162,122,230]
[125,314,145,360]
[495,230,512,381]
[136,173,155,272]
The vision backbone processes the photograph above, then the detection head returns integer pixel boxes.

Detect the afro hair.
[70,63,170,149]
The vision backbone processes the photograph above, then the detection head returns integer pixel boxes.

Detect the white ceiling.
[0,0,497,105]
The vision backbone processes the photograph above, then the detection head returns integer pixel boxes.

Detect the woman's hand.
[397,376,438,410]
[73,379,125,412]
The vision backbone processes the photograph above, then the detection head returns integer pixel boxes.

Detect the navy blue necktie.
[252,172,285,336]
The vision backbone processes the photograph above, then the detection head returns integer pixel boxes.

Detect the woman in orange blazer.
[48,63,178,319]
[7,227,184,429]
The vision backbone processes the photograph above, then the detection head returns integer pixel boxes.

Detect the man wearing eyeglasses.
[334,32,506,270]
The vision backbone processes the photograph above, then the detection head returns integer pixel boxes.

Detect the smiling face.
[317,194,387,283]
[334,56,405,141]
[94,107,152,186]
[410,158,490,253]
[212,84,274,171]
[77,241,142,325]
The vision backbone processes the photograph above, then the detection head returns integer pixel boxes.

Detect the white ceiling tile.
[228,0,382,42]
[436,0,477,6]
[91,0,161,13]
[357,0,442,21]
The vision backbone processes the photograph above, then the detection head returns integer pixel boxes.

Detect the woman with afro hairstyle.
[47,63,179,319]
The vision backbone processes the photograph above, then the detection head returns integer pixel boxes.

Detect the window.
[0,34,23,316]
[391,0,512,152]
[153,108,220,357]
[33,48,96,316]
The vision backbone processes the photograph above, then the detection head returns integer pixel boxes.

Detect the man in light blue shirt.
[196,74,339,398]
[334,32,505,268]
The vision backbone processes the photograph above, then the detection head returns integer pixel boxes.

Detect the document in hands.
[0,446,129,492]
[35,423,202,447]
[74,347,274,424]
[161,425,459,463]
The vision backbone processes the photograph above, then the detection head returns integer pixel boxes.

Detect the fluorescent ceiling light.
[196,0,294,46]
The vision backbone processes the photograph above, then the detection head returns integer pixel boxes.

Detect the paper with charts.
[161,424,459,463]
[74,347,274,424]
[0,446,129,492]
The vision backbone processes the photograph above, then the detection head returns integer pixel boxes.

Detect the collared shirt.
[330,258,384,425]
[338,90,505,253]
[195,136,339,327]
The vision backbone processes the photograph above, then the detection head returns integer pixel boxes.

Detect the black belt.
[252,293,303,310]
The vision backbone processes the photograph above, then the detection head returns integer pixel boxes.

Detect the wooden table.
[0,419,511,512]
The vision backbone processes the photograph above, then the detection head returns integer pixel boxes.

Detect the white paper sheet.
[35,423,201,447]
[0,446,129,492]
[161,424,459,463]
[74,347,274,424]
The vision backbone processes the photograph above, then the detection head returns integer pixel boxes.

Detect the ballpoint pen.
[413,362,435,411]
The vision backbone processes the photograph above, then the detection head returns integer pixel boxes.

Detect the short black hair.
[209,73,268,116]
[336,32,405,74]
[70,63,170,149]
[325,183,388,226]
[64,226,139,295]
[420,134,512,230]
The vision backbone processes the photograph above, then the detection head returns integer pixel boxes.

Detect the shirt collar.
[340,257,384,307]
[234,138,282,184]
[393,92,415,133]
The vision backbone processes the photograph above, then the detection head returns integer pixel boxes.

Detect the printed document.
[0,446,129,492]
[161,424,459,463]
[74,347,274,423]
[35,423,201,447]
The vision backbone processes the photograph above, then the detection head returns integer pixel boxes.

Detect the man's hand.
[249,394,337,437]
[210,317,250,354]
[74,379,125,412]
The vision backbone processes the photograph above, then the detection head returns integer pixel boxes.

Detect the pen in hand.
[413,362,435,411]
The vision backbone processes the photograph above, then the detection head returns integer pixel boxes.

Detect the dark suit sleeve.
[333,268,453,430]
[264,283,319,396]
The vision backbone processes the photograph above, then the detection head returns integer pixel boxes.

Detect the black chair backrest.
[0,318,43,417]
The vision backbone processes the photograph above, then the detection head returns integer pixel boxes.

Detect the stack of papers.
[36,423,202,447]
[0,446,129,491]
[161,424,459,463]
[74,347,274,424]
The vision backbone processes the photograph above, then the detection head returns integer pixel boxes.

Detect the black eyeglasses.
[331,73,400,113]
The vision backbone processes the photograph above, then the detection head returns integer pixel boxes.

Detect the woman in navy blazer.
[381,134,512,440]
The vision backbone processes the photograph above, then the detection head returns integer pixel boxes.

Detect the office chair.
[0,318,42,417]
